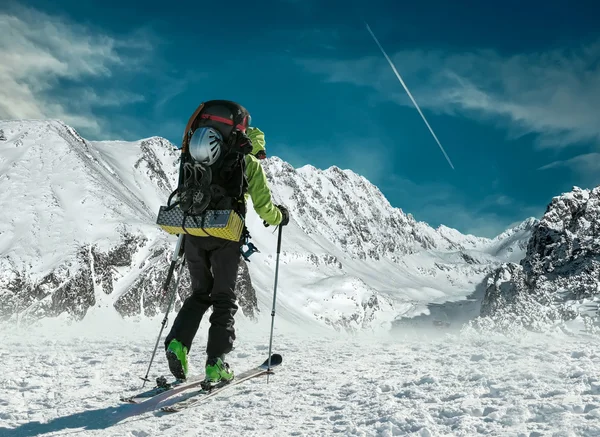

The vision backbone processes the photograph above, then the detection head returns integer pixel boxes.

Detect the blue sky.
[1,0,599,237]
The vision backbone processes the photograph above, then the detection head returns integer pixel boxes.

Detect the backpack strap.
[181,103,205,153]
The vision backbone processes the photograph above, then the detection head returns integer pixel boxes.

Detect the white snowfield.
[2,120,598,435]
[2,314,600,436]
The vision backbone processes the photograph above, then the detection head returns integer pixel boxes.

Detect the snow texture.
[1,315,600,436]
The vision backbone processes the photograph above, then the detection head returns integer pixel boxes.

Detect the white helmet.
[189,127,223,165]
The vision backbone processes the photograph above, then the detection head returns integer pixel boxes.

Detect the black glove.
[231,130,253,155]
[277,205,290,226]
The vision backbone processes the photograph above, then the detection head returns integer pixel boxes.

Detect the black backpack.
[167,100,252,217]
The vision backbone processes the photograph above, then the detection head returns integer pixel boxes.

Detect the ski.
[160,353,283,413]
[120,374,206,404]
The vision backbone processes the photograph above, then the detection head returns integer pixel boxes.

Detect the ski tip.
[260,353,283,368]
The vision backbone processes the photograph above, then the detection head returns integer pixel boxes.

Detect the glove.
[277,205,290,226]
[231,130,253,155]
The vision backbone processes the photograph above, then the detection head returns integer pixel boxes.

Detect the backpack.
[157,100,252,241]
[168,100,252,216]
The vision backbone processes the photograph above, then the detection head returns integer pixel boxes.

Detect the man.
[164,124,289,383]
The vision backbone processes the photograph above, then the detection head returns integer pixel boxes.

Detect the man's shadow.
[0,402,154,437]
[0,385,203,437]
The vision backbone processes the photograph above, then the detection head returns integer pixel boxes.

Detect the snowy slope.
[2,314,600,436]
[0,120,180,319]
[0,120,176,263]
[485,217,538,262]
[0,120,534,331]
[4,120,596,437]
[247,157,534,330]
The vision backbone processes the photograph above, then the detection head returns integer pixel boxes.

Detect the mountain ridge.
[0,119,534,330]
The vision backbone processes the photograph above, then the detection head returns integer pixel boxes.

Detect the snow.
[3,119,587,435]
[0,119,537,329]
[2,315,600,436]
[0,120,175,278]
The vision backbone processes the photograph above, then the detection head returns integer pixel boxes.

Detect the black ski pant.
[165,235,241,358]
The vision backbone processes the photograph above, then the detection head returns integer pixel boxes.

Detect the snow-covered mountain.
[485,217,538,262]
[0,120,192,321]
[481,186,600,330]
[0,120,534,330]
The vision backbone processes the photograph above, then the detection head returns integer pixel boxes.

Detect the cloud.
[538,153,600,188]
[539,153,600,172]
[298,41,600,149]
[276,133,396,190]
[380,176,542,238]
[153,72,209,115]
[0,5,150,136]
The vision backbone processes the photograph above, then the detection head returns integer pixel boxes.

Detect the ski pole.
[266,225,283,382]
[140,234,186,387]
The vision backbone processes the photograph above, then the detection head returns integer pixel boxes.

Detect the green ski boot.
[166,339,189,380]
[204,356,234,383]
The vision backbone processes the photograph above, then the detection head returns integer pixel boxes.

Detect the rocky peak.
[480,186,600,329]
[524,186,600,276]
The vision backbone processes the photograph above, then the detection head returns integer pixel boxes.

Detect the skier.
[164,117,289,384]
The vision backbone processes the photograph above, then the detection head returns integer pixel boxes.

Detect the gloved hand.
[277,205,290,226]
[231,130,253,155]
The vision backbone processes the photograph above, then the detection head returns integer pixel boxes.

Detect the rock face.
[481,187,600,329]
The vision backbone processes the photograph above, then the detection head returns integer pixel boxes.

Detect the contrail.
[365,23,455,170]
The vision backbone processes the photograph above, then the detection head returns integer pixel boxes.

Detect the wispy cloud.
[381,176,542,238]
[298,41,600,149]
[539,153,600,172]
[0,5,151,137]
[276,132,396,190]
[538,153,600,188]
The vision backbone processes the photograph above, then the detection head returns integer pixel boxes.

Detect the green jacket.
[247,127,266,157]
[245,127,282,226]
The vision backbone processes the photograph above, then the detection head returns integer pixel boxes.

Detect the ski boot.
[166,339,189,380]
[204,356,234,384]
